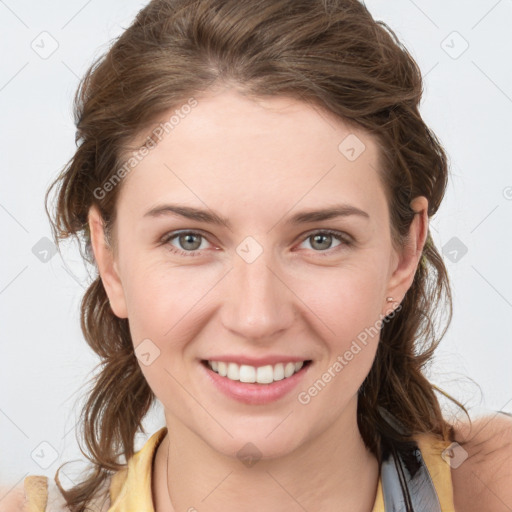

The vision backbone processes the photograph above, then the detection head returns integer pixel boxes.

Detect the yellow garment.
[22,475,48,512]
[23,426,456,511]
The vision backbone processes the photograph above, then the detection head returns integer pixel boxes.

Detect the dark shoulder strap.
[380,439,442,512]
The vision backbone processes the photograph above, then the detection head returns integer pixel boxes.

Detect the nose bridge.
[221,243,294,340]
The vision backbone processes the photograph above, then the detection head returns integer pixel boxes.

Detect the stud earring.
[386,297,394,302]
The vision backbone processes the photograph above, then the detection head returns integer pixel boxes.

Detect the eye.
[297,230,352,254]
[161,230,212,257]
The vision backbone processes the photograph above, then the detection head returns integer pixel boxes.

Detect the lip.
[200,359,312,405]
[203,355,310,366]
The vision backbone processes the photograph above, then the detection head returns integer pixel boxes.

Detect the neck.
[152,401,379,512]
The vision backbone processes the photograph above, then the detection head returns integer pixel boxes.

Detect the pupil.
[181,234,200,250]
[313,234,331,250]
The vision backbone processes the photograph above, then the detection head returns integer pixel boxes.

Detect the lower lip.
[200,361,312,405]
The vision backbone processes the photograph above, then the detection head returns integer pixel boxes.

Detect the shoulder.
[451,412,512,512]
[1,469,115,512]
[0,476,47,512]
[0,475,73,512]
[0,484,25,512]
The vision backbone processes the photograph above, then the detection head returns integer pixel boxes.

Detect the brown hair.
[45,0,467,509]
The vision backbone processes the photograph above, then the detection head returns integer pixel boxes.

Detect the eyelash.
[160,229,353,258]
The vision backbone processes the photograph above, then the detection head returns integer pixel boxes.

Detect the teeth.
[207,360,307,384]
[218,362,227,377]
[227,362,240,380]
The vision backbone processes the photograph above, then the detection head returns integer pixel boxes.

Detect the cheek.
[292,261,387,404]
[295,260,388,347]
[123,266,203,346]
[123,265,207,405]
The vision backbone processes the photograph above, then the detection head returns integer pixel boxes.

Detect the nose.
[220,248,296,342]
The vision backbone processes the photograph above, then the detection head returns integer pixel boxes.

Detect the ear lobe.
[385,196,429,305]
[88,205,128,319]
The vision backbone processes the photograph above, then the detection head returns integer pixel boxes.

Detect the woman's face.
[90,88,426,459]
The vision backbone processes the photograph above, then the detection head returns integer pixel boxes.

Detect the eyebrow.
[143,203,370,229]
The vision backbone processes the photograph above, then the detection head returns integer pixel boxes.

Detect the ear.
[384,196,429,309]
[88,204,128,319]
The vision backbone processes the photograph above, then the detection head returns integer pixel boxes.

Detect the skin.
[88,86,432,511]
[2,89,510,512]
[451,413,512,511]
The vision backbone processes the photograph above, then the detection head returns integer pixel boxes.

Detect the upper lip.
[202,355,312,366]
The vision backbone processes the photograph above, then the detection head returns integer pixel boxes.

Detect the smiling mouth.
[201,359,312,385]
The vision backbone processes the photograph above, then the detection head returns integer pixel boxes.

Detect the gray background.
[1,0,511,489]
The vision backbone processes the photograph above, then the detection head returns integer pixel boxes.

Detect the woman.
[3,0,511,511]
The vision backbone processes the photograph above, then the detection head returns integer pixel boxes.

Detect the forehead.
[116,88,384,218]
